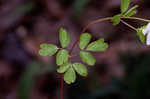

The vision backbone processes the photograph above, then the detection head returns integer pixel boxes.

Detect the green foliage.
[116,0,138,18]
[64,66,76,84]
[57,62,71,73]
[56,49,69,65]
[86,38,108,52]
[39,27,109,84]
[79,33,92,50]
[33,0,150,90]
[38,0,148,86]
[39,44,58,56]
[80,51,96,66]
[59,28,70,48]
[121,0,130,13]
[112,0,138,26]
[137,26,146,43]
[124,5,138,17]
[73,63,88,77]
[112,15,121,25]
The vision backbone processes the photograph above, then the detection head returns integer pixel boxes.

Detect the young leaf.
[56,49,69,66]
[86,38,108,52]
[137,26,146,43]
[121,0,130,13]
[79,33,91,50]
[59,28,70,48]
[112,15,121,25]
[124,5,138,17]
[73,63,88,77]
[39,44,58,56]
[64,66,76,84]
[80,51,96,66]
[57,62,71,73]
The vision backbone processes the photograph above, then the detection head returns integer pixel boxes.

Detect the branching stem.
[60,16,150,99]
[69,16,150,55]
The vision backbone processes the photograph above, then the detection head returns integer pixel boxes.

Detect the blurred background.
[0,0,150,99]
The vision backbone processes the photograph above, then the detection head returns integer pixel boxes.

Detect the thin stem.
[69,16,150,55]
[69,17,112,54]
[60,74,64,99]
[122,17,150,22]
[69,37,80,55]
[120,19,137,31]
[64,16,149,99]
[81,17,113,33]
[59,15,150,99]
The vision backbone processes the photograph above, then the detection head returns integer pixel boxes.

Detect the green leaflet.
[73,63,88,77]
[79,33,91,50]
[112,15,121,25]
[137,26,146,43]
[56,49,69,66]
[121,0,130,13]
[59,28,70,48]
[64,66,76,84]
[124,5,138,17]
[86,38,108,52]
[80,51,96,66]
[39,44,58,56]
[57,62,71,73]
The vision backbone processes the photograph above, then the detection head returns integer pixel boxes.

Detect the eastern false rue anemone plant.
[39,0,150,85]
[39,1,150,99]
[39,28,108,84]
